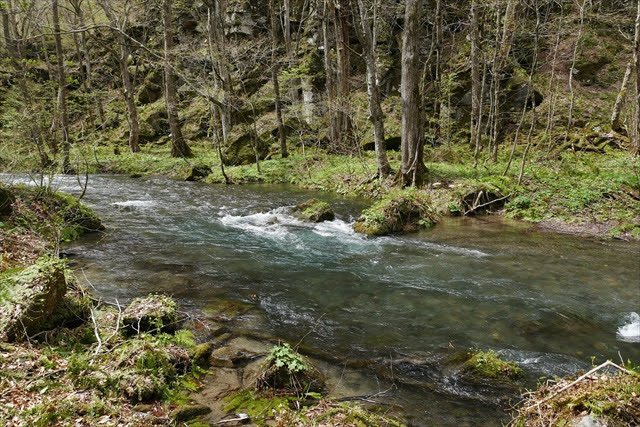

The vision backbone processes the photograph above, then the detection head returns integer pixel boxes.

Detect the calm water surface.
[5,174,639,426]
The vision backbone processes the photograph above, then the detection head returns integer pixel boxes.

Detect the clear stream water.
[5,174,639,426]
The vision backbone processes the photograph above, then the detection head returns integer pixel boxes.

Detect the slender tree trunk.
[611,60,632,134]
[73,1,105,127]
[322,0,339,146]
[354,0,390,177]
[634,0,640,154]
[490,0,518,162]
[400,0,426,187]
[163,0,192,158]
[518,1,541,185]
[270,0,288,158]
[565,0,586,144]
[2,1,50,167]
[53,0,71,173]
[213,0,233,145]
[206,6,230,183]
[433,0,443,142]
[470,0,481,165]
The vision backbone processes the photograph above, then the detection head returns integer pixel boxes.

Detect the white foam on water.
[219,207,302,241]
[312,218,362,240]
[416,240,489,258]
[617,312,640,343]
[112,200,156,208]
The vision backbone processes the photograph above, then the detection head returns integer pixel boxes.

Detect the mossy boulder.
[192,342,215,368]
[183,164,212,182]
[53,191,104,233]
[40,282,92,331]
[293,199,335,223]
[354,190,437,236]
[0,257,68,342]
[0,186,15,216]
[223,133,270,166]
[137,68,164,105]
[464,350,523,382]
[122,294,179,335]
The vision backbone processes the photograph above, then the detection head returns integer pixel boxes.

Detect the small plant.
[266,343,308,373]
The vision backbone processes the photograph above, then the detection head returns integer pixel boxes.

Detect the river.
[5,174,639,425]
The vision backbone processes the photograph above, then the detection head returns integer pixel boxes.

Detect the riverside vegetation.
[1,0,639,425]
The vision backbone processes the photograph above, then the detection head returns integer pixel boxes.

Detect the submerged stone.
[0,257,68,342]
[122,294,179,335]
[293,198,335,223]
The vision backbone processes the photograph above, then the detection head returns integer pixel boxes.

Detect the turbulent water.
[4,174,639,425]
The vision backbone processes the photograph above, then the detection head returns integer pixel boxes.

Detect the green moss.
[354,189,437,236]
[465,350,523,381]
[224,390,290,424]
[293,198,335,222]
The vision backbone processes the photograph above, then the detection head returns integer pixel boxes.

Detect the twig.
[523,361,632,412]
[214,414,250,424]
[464,194,512,216]
[91,308,103,355]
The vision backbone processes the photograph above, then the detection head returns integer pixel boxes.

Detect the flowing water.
[4,174,640,425]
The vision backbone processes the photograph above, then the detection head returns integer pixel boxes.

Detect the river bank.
[8,141,637,241]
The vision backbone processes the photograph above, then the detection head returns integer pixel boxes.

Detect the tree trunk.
[470,0,481,165]
[490,0,518,162]
[611,59,633,134]
[322,0,339,146]
[565,0,586,144]
[334,0,352,147]
[354,0,390,177]
[212,0,233,145]
[634,0,640,154]
[163,0,192,158]
[270,0,288,158]
[400,0,426,187]
[52,0,71,173]
[119,34,140,154]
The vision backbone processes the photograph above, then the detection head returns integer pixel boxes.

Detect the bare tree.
[162,0,192,158]
[400,0,426,187]
[353,0,390,177]
[52,0,71,172]
[634,0,640,153]
[269,0,288,158]
[470,0,481,166]
[96,0,140,153]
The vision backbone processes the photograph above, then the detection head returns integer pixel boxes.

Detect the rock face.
[293,199,335,223]
[122,294,179,335]
[0,257,68,342]
[0,186,15,216]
